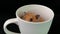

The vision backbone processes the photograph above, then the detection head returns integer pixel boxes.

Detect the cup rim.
[16,4,54,24]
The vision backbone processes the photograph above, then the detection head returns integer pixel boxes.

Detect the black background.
[0,0,60,34]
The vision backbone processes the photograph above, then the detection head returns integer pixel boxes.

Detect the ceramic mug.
[3,4,54,34]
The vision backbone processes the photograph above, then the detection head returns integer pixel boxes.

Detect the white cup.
[3,4,54,34]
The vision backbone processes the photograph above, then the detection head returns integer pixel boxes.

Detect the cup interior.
[16,4,54,23]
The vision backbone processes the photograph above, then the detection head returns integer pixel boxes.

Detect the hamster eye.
[30,18,33,21]
[35,15,40,19]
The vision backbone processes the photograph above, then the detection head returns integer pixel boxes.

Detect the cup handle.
[3,18,20,34]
